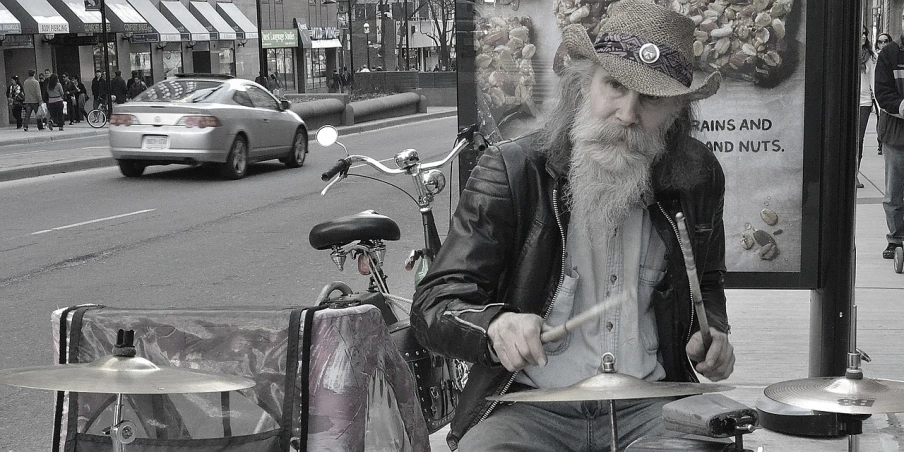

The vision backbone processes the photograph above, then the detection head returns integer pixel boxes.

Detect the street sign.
[85,0,100,11]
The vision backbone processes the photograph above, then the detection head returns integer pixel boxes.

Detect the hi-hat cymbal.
[765,376,904,415]
[0,355,255,394]
[488,372,733,403]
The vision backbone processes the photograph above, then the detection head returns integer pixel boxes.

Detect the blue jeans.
[885,142,904,245]
[457,397,682,451]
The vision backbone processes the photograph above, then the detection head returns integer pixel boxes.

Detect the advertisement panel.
[457,0,817,288]
[262,28,298,49]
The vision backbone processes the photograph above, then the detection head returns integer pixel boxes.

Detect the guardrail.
[287,92,427,129]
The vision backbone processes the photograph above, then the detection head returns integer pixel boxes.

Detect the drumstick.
[675,212,713,350]
[540,292,629,344]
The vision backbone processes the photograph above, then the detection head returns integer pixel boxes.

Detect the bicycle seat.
[309,210,401,250]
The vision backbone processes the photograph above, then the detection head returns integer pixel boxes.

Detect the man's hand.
[487,312,548,372]
[685,328,735,381]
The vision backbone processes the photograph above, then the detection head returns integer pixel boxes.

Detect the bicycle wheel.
[86,109,107,128]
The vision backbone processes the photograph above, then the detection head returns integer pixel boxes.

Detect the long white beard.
[567,99,674,235]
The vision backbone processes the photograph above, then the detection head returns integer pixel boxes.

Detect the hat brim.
[561,24,720,101]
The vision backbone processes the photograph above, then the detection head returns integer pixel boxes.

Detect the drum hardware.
[764,305,904,452]
[675,212,712,349]
[488,353,733,452]
[0,329,255,452]
[661,393,759,452]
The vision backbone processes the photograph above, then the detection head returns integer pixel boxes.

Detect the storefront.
[261,28,296,93]
[0,0,21,125]
[127,0,185,84]
[188,0,236,75]
[295,19,341,92]
[159,0,210,76]
[0,0,70,87]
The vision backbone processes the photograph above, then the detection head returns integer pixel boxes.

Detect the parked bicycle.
[310,123,488,433]
[86,96,115,128]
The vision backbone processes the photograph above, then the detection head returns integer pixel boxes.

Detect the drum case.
[51,304,430,452]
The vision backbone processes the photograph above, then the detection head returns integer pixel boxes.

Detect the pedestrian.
[91,70,103,110]
[6,75,24,129]
[63,74,78,124]
[38,71,49,128]
[329,69,341,93]
[75,76,88,122]
[411,2,733,450]
[126,70,138,97]
[340,66,351,91]
[45,73,65,131]
[127,72,147,100]
[877,17,904,260]
[270,73,281,97]
[857,27,877,189]
[110,71,128,105]
[432,63,440,72]
[255,71,268,89]
[876,33,892,156]
[21,69,45,131]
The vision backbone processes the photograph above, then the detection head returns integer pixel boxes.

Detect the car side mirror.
[280,99,290,111]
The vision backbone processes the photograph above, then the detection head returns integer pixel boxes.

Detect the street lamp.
[363,22,371,70]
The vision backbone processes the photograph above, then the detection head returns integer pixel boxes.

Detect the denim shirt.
[516,205,667,388]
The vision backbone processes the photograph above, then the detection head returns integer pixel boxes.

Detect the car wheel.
[118,160,145,178]
[220,135,249,180]
[284,129,307,168]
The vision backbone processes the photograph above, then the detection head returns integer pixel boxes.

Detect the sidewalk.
[428,112,904,451]
[0,107,457,182]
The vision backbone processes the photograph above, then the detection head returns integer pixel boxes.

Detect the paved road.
[0,116,460,450]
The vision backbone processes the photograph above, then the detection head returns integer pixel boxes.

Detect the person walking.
[340,66,351,92]
[75,76,88,122]
[110,71,128,106]
[6,75,24,129]
[21,70,44,131]
[62,74,78,125]
[876,16,904,259]
[45,74,65,131]
[329,70,341,93]
[38,72,49,128]
[876,33,892,156]
[270,73,281,97]
[857,28,877,188]
[127,73,147,100]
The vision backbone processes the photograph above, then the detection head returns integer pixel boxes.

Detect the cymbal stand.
[601,353,620,452]
[102,329,139,451]
[839,305,871,452]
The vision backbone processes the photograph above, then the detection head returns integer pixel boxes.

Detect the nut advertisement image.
[470,0,806,273]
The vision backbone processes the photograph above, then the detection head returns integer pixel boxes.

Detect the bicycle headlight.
[421,169,446,195]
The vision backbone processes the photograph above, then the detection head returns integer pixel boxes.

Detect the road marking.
[32,209,156,235]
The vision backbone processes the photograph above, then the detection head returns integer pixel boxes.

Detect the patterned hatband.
[593,32,693,88]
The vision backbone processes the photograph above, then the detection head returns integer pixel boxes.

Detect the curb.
[0,129,110,148]
[0,110,457,183]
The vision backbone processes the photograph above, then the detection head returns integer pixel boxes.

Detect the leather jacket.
[411,133,730,450]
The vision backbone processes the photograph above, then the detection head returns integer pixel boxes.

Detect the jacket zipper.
[657,202,695,345]
[476,187,569,425]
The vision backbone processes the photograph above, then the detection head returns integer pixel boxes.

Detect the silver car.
[108,74,308,179]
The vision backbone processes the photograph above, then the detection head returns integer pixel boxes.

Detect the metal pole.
[809,0,860,378]
[404,0,409,70]
[255,0,267,86]
[347,0,355,85]
[100,0,111,113]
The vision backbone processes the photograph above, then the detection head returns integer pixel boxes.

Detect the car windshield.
[131,80,226,103]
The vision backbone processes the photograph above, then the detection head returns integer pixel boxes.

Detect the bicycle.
[86,96,114,128]
[311,124,488,433]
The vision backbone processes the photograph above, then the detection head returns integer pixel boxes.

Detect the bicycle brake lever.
[320,173,345,196]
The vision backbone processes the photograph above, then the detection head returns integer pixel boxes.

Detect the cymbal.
[0,355,255,394]
[488,372,733,403]
[765,376,904,415]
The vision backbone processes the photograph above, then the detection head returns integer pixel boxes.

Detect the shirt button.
[606,322,614,331]
[610,275,618,283]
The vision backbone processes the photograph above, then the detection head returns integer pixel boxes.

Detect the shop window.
[130,50,152,85]
[267,48,295,93]
[93,42,119,74]
[163,50,183,78]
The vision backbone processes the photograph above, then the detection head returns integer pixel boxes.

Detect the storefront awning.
[127,0,183,43]
[46,0,106,34]
[104,0,151,34]
[188,1,235,41]
[216,2,257,40]
[159,1,208,42]
[0,0,68,35]
[294,19,311,49]
[0,2,21,35]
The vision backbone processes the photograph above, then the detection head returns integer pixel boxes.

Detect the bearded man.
[411,1,735,450]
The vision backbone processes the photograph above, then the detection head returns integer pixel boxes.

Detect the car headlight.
[177,116,222,128]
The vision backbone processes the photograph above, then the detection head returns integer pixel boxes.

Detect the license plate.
[142,136,169,150]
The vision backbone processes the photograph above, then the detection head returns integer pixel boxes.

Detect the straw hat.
[561,0,721,100]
